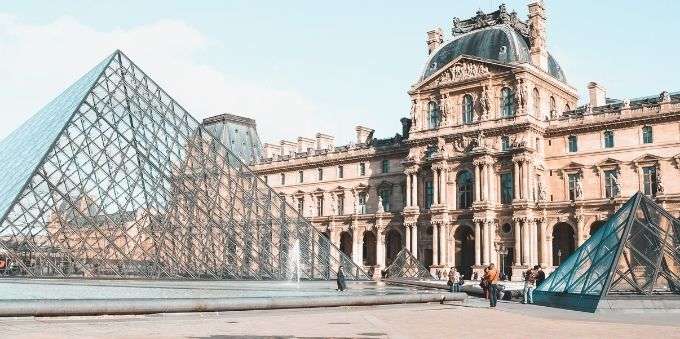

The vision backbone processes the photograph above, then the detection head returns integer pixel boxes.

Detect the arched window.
[428,101,440,129]
[501,87,515,117]
[457,171,473,209]
[462,94,474,124]
[532,88,540,116]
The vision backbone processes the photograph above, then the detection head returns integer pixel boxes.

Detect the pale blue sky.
[1,1,679,144]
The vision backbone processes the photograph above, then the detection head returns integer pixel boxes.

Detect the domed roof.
[420,24,566,83]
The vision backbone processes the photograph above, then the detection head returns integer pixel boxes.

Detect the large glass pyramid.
[383,248,433,280]
[0,50,369,280]
[534,192,680,311]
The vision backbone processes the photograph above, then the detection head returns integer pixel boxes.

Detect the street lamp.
[557,249,562,266]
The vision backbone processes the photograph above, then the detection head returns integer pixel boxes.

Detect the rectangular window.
[501,136,510,151]
[298,170,304,183]
[358,192,367,214]
[425,181,433,208]
[381,159,389,173]
[359,163,366,176]
[379,189,391,212]
[604,131,614,148]
[264,175,268,184]
[501,172,513,204]
[642,126,653,144]
[604,170,619,198]
[338,165,344,178]
[568,173,579,201]
[643,166,657,196]
[568,135,578,153]
[281,173,285,185]
[318,168,323,181]
[297,197,304,213]
[337,194,344,215]
[316,196,324,217]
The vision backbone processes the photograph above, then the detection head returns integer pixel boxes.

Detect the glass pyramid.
[0,51,369,281]
[534,192,680,311]
[384,248,433,280]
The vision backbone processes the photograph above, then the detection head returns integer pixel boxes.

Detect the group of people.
[522,265,545,304]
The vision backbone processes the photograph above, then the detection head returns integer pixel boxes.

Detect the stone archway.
[590,220,605,236]
[362,231,377,266]
[454,225,475,279]
[385,229,402,266]
[339,231,352,258]
[552,222,575,266]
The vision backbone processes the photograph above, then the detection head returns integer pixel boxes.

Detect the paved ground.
[2,296,679,339]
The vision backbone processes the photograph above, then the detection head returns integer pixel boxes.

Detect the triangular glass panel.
[383,248,433,279]
[0,51,369,281]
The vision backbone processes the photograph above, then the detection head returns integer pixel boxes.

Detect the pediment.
[563,161,585,170]
[596,158,622,167]
[633,154,661,164]
[414,55,515,91]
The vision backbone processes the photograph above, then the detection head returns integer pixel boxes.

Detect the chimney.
[587,82,606,107]
[528,1,548,71]
[426,28,443,54]
[315,133,335,150]
[355,126,374,144]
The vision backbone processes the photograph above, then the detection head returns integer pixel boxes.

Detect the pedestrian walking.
[522,266,538,304]
[480,266,490,299]
[483,263,500,308]
[536,265,546,287]
[336,266,347,292]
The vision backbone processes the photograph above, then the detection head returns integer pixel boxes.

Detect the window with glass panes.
[280,173,285,185]
[358,192,367,214]
[298,170,304,183]
[359,163,366,176]
[501,87,515,117]
[457,171,473,209]
[338,165,344,178]
[381,160,389,173]
[568,135,578,152]
[642,166,657,196]
[604,169,619,198]
[501,136,510,151]
[297,197,304,213]
[604,130,614,148]
[337,194,344,215]
[428,101,440,128]
[317,168,323,181]
[316,196,324,216]
[462,94,474,124]
[642,126,653,144]
[425,181,434,208]
[501,172,513,204]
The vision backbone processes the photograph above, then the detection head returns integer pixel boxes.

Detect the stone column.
[513,161,520,200]
[529,219,537,266]
[521,219,530,265]
[513,219,521,266]
[352,227,363,265]
[440,168,447,206]
[486,163,493,203]
[523,161,529,200]
[449,225,457,267]
[489,221,497,265]
[406,173,412,207]
[439,223,447,266]
[433,168,440,205]
[405,224,411,252]
[474,221,481,266]
[528,161,535,202]
[548,235,554,266]
[411,224,419,259]
[482,220,490,265]
[474,163,481,202]
[377,231,386,268]
[412,172,419,207]
[539,219,548,267]
[576,216,585,247]
[432,223,439,266]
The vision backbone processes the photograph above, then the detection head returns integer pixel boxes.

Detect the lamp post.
[495,243,509,280]
[557,249,562,266]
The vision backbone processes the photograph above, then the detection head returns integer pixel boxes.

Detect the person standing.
[448,267,461,292]
[480,266,490,299]
[535,265,546,287]
[522,266,537,304]
[336,266,347,292]
[483,263,500,308]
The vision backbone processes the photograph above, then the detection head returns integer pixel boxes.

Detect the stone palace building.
[235,2,680,280]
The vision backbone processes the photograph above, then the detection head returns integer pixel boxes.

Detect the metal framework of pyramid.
[0,50,369,281]
[535,192,680,311]
[383,248,433,279]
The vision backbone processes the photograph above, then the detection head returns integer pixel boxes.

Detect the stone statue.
[410,100,417,128]
[480,86,490,120]
[377,196,385,213]
[575,176,583,199]
[622,98,630,109]
[474,131,485,149]
[661,91,671,103]
[331,194,337,215]
[610,173,621,197]
[584,104,593,115]
[308,202,314,217]
[656,165,665,194]
[537,179,547,201]
[517,80,528,110]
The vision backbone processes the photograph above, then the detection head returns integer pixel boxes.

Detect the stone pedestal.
[511,265,529,281]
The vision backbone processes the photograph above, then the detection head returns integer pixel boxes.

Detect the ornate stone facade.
[251,2,680,280]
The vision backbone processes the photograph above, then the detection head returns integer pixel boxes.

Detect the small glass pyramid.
[384,248,433,279]
[535,192,680,311]
[0,51,369,281]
